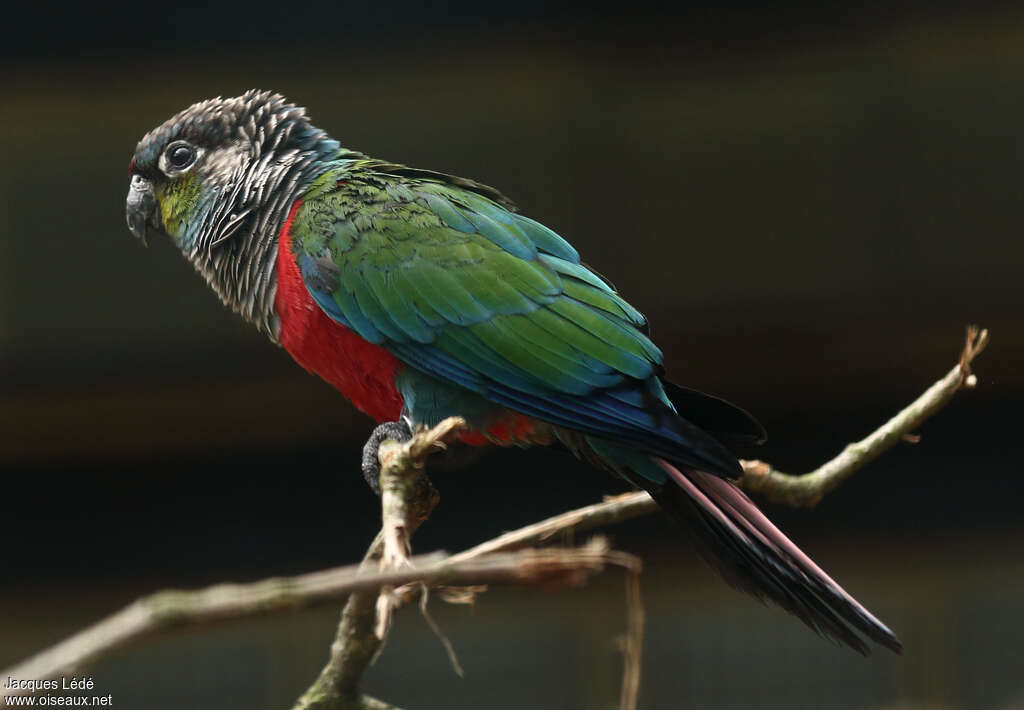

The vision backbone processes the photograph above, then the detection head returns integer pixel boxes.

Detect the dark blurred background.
[1,1,1022,708]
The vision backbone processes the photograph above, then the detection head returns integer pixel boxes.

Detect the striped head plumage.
[126,90,348,337]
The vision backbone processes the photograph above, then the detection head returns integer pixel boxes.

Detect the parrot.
[126,90,901,655]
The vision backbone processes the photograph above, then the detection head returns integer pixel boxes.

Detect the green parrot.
[126,90,901,655]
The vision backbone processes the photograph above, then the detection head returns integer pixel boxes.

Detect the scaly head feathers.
[126,90,355,336]
[128,90,342,250]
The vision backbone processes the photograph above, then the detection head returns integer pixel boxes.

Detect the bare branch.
[372,418,463,641]
[296,418,463,710]
[737,325,989,507]
[447,491,659,562]
[0,542,632,703]
[296,416,645,710]
[619,569,644,710]
[2,327,986,710]
[292,533,388,710]
[377,417,463,570]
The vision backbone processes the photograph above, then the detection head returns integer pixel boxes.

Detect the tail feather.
[559,431,902,654]
[648,457,903,655]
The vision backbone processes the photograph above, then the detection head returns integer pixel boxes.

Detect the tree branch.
[737,325,989,507]
[293,417,644,710]
[291,532,390,710]
[1,327,986,710]
[373,418,460,641]
[0,542,635,702]
[293,418,461,710]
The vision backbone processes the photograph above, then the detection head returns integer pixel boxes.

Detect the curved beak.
[126,174,158,246]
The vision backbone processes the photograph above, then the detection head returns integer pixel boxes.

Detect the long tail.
[644,457,902,655]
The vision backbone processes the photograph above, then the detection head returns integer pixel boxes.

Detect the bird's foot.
[362,419,413,495]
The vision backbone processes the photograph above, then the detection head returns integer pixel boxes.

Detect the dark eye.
[166,141,196,170]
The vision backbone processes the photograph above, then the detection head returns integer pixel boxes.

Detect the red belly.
[274,201,404,424]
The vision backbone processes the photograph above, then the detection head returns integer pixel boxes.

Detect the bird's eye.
[165,141,197,171]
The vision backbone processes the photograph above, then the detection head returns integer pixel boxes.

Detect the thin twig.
[445,492,659,563]
[738,325,989,507]
[417,586,465,678]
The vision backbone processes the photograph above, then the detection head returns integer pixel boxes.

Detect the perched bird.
[127,90,901,655]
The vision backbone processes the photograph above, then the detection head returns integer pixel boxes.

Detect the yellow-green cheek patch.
[157,175,201,240]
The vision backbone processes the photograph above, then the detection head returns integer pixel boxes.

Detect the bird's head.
[126,90,340,254]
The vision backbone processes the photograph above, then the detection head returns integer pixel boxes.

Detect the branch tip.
[959,325,989,377]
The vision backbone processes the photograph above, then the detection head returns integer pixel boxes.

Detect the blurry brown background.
[1,2,1022,708]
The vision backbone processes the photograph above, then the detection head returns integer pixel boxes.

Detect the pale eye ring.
[165,141,197,171]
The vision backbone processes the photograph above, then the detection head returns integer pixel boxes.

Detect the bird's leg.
[361,419,413,495]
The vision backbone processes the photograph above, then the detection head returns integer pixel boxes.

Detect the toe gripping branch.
[362,420,414,494]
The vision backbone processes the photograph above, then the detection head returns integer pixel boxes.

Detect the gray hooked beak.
[126,174,158,246]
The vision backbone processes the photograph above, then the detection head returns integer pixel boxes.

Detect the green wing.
[292,162,738,470]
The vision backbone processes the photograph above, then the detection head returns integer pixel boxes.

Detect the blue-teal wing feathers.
[289,164,741,477]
